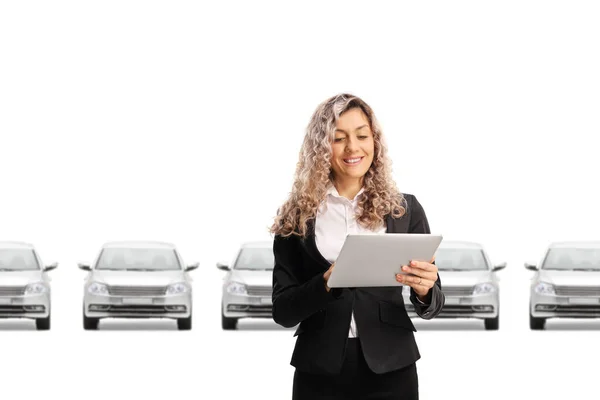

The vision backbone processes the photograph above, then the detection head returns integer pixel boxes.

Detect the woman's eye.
[358,136,368,139]
[334,138,344,142]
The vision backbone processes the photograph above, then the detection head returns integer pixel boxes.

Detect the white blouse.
[315,185,386,338]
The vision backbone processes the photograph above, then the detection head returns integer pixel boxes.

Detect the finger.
[397,278,432,292]
[409,260,437,272]
[401,265,437,282]
[396,273,434,288]
[411,279,433,291]
[396,273,426,286]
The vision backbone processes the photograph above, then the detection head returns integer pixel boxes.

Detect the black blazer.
[271,193,445,375]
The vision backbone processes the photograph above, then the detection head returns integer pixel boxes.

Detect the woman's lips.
[343,156,364,166]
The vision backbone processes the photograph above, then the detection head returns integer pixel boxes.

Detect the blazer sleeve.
[271,233,339,328]
[407,195,445,320]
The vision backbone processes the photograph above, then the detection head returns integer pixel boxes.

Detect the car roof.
[102,241,176,249]
[0,241,35,250]
[438,240,483,250]
[548,241,600,249]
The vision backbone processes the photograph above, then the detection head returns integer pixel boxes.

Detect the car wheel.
[530,313,546,330]
[36,315,51,330]
[83,308,99,330]
[484,315,499,330]
[177,315,192,330]
[222,312,238,330]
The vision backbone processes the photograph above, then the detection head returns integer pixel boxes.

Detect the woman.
[270,93,445,399]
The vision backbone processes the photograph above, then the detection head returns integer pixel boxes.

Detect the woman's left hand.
[395,257,437,300]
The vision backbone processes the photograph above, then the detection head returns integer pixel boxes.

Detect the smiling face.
[330,107,375,186]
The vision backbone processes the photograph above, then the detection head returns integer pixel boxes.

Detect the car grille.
[247,305,272,313]
[89,304,186,314]
[442,286,473,296]
[405,304,494,315]
[107,286,167,296]
[0,286,26,296]
[440,305,494,313]
[246,286,272,296]
[553,305,600,314]
[227,304,272,314]
[0,305,46,314]
[555,286,600,297]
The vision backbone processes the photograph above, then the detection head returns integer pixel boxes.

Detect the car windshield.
[234,248,274,270]
[96,248,181,271]
[0,249,40,271]
[434,248,488,271]
[542,248,600,270]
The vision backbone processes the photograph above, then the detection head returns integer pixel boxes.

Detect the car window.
[542,248,600,270]
[0,249,40,271]
[434,248,488,271]
[234,248,274,270]
[96,248,181,271]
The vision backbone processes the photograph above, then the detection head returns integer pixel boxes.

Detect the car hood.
[437,271,493,286]
[538,270,600,286]
[230,270,273,287]
[90,270,185,286]
[0,271,44,286]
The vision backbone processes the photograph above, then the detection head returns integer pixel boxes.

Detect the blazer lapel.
[301,218,332,269]
[385,214,394,233]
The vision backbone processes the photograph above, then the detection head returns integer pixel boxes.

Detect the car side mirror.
[492,262,506,272]
[185,262,199,272]
[44,262,58,271]
[78,262,91,271]
[524,262,538,271]
[216,261,230,271]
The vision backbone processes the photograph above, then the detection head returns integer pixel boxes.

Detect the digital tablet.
[326,233,443,288]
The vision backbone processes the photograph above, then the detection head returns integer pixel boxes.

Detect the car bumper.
[530,292,600,318]
[222,293,272,319]
[84,293,191,318]
[0,294,50,318]
[403,293,499,319]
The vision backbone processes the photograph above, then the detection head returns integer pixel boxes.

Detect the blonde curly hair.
[270,93,406,238]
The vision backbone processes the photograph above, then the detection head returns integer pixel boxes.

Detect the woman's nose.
[345,137,359,152]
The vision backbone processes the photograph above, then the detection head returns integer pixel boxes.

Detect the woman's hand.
[323,263,335,292]
[395,257,437,301]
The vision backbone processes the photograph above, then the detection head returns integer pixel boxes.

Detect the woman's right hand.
[323,263,335,292]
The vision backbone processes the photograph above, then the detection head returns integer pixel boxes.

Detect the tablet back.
[327,233,443,288]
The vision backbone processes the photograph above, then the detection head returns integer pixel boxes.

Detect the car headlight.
[25,282,47,295]
[226,281,247,295]
[166,282,189,295]
[534,282,555,295]
[473,282,496,295]
[88,282,109,295]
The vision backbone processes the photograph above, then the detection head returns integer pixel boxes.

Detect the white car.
[218,241,273,330]
[527,241,600,330]
[0,241,57,330]
[403,240,505,330]
[79,241,198,330]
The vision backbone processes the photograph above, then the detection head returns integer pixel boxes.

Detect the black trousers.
[292,338,419,400]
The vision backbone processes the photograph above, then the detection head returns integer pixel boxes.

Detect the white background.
[1,1,600,399]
